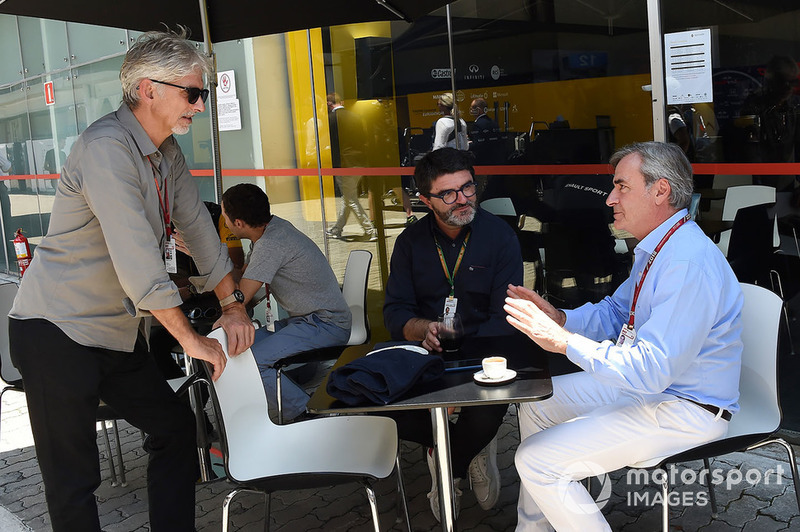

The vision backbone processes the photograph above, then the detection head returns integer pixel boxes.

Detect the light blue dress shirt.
[564,209,743,412]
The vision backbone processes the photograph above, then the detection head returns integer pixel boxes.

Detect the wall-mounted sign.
[216,70,241,131]
[44,81,55,106]
[665,29,713,104]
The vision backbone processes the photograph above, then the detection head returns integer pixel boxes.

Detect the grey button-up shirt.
[10,104,231,352]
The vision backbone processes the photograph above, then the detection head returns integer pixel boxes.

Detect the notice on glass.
[218,99,242,132]
[664,29,713,104]
[216,70,241,131]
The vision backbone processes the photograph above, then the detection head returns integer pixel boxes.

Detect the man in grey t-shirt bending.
[221,183,352,420]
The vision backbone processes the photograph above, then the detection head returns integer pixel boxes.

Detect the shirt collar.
[635,208,690,255]
[115,103,159,158]
[426,206,480,243]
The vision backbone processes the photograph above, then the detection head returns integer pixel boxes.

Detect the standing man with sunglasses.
[383,147,523,521]
[8,29,254,532]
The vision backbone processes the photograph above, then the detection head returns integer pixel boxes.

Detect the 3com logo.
[556,461,613,515]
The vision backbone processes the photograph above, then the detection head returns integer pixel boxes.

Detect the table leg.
[185,356,213,482]
[431,407,457,531]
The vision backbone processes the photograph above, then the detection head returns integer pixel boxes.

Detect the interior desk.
[307,333,552,531]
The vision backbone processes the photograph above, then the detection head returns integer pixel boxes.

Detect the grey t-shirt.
[245,216,351,330]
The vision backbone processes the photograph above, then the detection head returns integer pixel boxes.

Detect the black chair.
[727,202,794,352]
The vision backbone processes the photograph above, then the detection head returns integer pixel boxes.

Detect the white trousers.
[515,371,729,531]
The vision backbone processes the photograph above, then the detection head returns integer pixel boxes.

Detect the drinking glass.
[437,313,464,352]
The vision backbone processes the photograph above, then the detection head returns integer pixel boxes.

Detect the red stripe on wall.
[6,162,800,181]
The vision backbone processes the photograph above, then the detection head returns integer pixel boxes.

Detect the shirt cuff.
[124,280,184,317]
[187,242,233,295]
[565,333,605,371]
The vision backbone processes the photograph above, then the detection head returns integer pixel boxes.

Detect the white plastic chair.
[274,249,372,422]
[481,197,525,231]
[628,283,800,531]
[205,328,410,532]
[718,185,778,255]
[688,192,701,221]
[480,197,516,216]
[0,283,23,440]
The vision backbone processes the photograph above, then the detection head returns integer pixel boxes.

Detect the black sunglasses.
[150,79,209,104]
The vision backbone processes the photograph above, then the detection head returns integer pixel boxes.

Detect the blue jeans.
[251,314,350,420]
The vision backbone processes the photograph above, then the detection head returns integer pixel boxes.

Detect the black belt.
[683,398,732,421]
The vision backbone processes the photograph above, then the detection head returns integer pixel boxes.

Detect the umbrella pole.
[198,0,224,203]
[445,4,461,150]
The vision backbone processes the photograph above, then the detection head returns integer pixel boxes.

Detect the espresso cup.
[482,356,507,379]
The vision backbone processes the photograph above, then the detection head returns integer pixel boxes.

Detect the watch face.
[234,289,244,302]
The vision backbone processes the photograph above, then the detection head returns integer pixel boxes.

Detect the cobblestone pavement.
[2,386,800,531]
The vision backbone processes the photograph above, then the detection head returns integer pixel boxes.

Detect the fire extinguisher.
[13,228,31,277]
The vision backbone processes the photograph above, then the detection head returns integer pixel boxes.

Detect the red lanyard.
[627,213,690,328]
[147,156,171,238]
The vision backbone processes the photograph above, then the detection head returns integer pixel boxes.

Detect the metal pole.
[198,0,224,202]
[445,4,462,150]
[307,29,330,260]
[646,0,666,142]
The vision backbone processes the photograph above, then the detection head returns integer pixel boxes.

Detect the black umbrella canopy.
[0,0,449,43]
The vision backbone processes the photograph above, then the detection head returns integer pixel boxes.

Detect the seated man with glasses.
[383,147,523,521]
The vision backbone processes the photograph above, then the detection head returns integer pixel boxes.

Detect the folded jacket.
[326,344,445,405]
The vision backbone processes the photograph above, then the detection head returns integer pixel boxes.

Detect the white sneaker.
[468,436,500,510]
[426,448,462,522]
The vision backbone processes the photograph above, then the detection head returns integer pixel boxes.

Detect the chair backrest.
[688,192,701,221]
[342,250,372,345]
[205,328,396,483]
[727,202,775,284]
[480,197,516,217]
[0,282,21,386]
[728,283,783,439]
[722,185,776,221]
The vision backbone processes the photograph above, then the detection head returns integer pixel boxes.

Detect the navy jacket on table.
[383,207,523,340]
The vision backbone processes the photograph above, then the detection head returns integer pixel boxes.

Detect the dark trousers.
[9,318,198,532]
[388,403,508,477]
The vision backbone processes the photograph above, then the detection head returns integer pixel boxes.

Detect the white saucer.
[473,369,517,386]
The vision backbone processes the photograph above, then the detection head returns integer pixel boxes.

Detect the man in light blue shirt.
[504,141,743,531]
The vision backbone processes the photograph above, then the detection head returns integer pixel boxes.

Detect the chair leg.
[223,488,265,532]
[748,438,800,512]
[394,451,411,531]
[703,457,718,517]
[659,469,669,532]
[111,419,127,487]
[276,367,284,425]
[363,480,381,532]
[264,492,271,532]
[99,421,118,487]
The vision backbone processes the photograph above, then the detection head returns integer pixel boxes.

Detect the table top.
[307,332,553,415]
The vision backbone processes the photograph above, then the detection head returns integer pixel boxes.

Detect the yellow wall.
[408,74,654,150]
[284,29,336,220]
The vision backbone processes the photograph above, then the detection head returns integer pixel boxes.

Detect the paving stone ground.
[2,387,799,531]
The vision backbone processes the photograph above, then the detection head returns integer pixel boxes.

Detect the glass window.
[0,15,23,86]
[18,17,69,77]
[72,55,124,132]
[0,81,33,271]
[662,1,800,220]
[66,22,128,64]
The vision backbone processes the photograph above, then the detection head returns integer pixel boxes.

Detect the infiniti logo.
[468,64,479,73]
